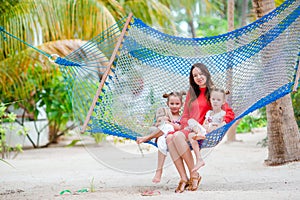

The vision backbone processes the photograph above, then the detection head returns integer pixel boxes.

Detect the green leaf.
[65,139,82,147]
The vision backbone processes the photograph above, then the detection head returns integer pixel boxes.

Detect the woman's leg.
[166,135,188,180]
[172,131,195,173]
[166,134,189,193]
[171,132,201,191]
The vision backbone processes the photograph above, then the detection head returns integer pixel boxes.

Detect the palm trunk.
[241,0,248,26]
[187,9,196,38]
[226,0,240,142]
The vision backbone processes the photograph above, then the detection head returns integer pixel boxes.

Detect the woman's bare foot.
[152,169,162,183]
[192,159,205,172]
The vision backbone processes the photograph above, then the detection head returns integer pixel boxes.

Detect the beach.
[1,128,300,200]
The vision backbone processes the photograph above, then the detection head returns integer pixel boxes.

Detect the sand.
[1,128,300,200]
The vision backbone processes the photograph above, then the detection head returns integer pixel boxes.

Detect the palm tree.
[158,0,225,37]
[0,0,175,144]
[225,0,240,142]
[252,0,300,165]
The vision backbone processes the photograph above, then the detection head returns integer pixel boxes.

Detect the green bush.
[237,110,267,133]
[291,89,300,128]
[0,103,25,158]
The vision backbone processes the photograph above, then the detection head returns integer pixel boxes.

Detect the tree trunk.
[187,9,196,38]
[252,0,300,166]
[226,0,240,142]
[49,124,59,144]
[241,0,248,27]
[265,96,300,165]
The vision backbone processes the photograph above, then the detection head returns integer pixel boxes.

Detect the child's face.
[210,91,225,110]
[167,96,182,114]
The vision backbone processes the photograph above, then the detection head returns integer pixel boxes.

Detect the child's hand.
[157,116,170,124]
[136,136,147,144]
[207,116,213,123]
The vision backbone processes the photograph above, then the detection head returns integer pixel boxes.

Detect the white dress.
[205,110,226,127]
[155,117,180,155]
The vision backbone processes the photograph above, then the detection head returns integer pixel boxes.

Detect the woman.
[167,63,234,193]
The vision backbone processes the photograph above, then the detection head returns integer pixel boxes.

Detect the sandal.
[175,179,189,193]
[188,173,201,191]
[141,190,161,196]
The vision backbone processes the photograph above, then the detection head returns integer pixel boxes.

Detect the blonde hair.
[210,87,230,100]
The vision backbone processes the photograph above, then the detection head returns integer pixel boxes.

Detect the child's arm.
[136,128,164,144]
[154,116,171,126]
[179,91,191,128]
[166,121,181,131]
[207,121,226,132]
[203,119,209,132]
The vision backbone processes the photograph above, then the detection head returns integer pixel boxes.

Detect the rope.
[0,26,81,66]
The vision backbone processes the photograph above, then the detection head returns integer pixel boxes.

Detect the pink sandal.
[141,190,161,196]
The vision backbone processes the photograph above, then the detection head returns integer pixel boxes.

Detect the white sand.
[1,128,300,200]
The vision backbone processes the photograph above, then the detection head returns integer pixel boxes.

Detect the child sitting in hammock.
[187,88,228,172]
[136,91,186,183]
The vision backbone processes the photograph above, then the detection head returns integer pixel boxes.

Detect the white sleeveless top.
[205,110,226,126]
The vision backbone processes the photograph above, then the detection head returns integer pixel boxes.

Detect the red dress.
[169,87,235,138]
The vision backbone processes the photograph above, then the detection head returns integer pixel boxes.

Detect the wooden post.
[81,13,133,133]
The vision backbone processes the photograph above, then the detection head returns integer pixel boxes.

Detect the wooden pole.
[81,13,133,133]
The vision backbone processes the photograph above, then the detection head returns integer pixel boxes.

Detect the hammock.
[54,0,299,149]
[2,0,299,149]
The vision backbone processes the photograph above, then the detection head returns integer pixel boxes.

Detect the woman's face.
[192,67,207,88]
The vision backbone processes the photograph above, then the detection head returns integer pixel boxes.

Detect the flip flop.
[141,190,161,196]
[59,190,72,195]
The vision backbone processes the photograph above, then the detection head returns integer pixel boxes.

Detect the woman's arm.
[222,103,235,123]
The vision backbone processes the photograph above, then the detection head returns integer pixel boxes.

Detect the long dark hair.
[188,63,214,106]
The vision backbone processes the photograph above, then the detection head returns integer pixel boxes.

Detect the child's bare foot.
[192,159,205,172]
[152,169,162,183]
[192,134,206,140]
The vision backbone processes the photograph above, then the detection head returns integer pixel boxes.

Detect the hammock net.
[57,0,300,148]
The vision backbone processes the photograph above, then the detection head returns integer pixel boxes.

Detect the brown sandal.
[175,179,189,193]
[188,173,201,191]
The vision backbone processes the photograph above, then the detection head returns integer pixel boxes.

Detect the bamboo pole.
[81,13,133,133]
